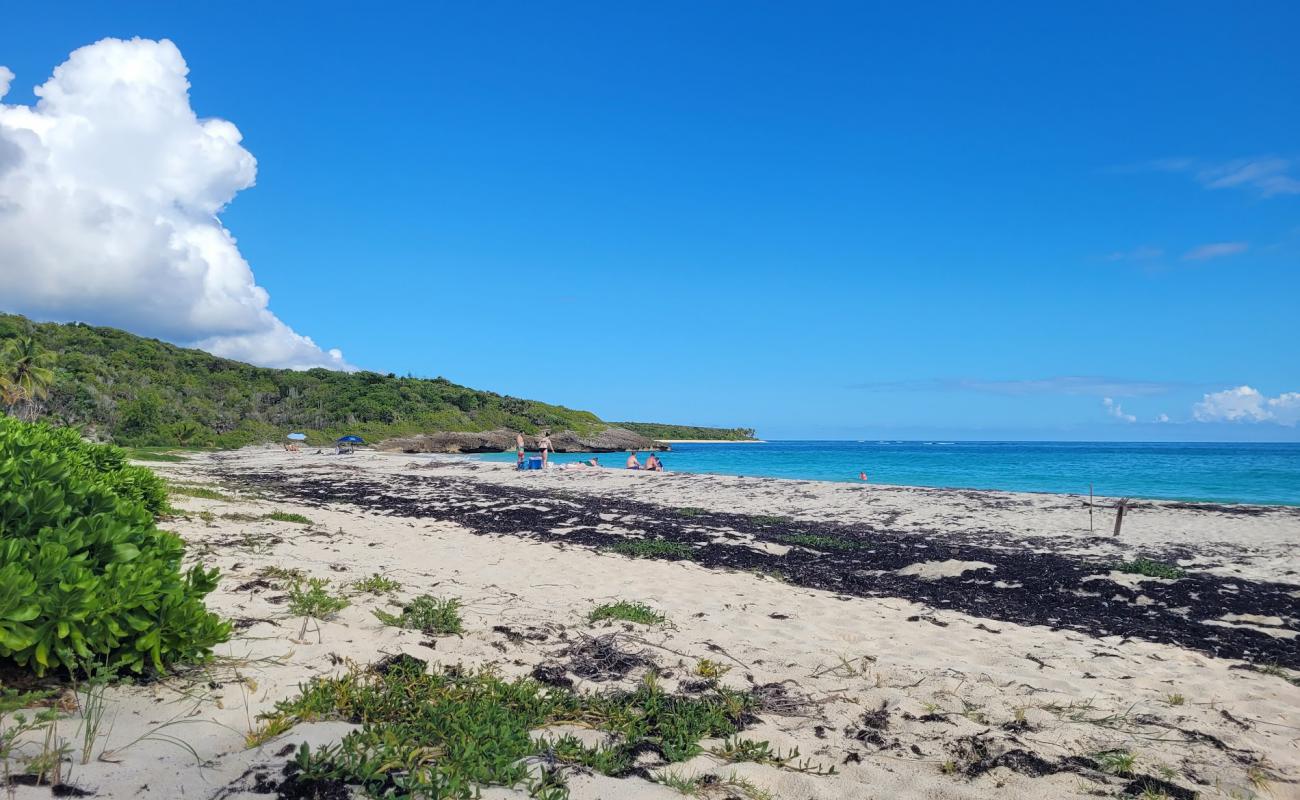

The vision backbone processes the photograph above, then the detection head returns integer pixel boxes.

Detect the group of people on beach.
[514,431,663,472]
[625,451,663,471]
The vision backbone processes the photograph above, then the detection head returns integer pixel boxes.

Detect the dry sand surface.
[12,447,1299,800]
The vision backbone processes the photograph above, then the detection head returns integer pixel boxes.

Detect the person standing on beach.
[516,432,525,468]
[538,430,553,467]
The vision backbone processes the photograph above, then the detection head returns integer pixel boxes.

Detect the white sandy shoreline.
[14,446,1297,800]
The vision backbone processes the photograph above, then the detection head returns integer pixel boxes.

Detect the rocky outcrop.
[377,427,667,454]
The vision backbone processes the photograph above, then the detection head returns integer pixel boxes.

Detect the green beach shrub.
[287,578,350,620]
[268,660,761,798]
[0,417,170,517]
[0,416,229,676]
[373,595,463,635]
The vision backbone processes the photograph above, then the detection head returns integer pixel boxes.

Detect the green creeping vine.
[0,416,229,676]
[271,658,763,799]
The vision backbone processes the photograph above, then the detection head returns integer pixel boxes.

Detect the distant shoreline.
[656,439,766,444]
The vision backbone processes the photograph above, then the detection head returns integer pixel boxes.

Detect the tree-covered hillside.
[1,313,677,447]
[614,422,758,441]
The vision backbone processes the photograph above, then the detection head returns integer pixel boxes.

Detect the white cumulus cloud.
[0,38,351,370]
[1102,397,1136,423]
[1193,386,1300,426]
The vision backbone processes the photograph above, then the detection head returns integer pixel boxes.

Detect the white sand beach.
[17,447,1299,800]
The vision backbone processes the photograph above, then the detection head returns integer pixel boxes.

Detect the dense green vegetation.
[0,313,751,447]
[269,657,762,798]
[614,421,758,441]
[0,416,229,676]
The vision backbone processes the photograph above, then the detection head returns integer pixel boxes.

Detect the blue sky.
[1,2,1297,440]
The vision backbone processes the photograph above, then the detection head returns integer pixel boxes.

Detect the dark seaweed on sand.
[219,466,1300,668]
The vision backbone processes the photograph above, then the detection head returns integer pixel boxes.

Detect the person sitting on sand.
[644,453,663,472]
[588,457,600,467]
[626,451,641,470]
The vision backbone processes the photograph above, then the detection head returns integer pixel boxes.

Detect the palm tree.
[1,336,56,420]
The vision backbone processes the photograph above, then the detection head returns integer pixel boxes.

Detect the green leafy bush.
[0,416,229,676]
[2,419,170,517]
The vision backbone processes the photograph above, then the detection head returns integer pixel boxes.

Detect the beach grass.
[778,533,865,551]
[168,482,233,501]
[124,448,189,462]
[608,538,695,560]
[264,510,313,525]
[352,573,403,595]
[588,601,666,626]
[259,565,306,582]
[1116,558,1185,579]
[655,770,773,799]
[709,736,835,775]
[221,511,262,522]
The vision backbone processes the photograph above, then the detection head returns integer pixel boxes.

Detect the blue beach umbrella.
[337,435,365,443]
[287,433,307,441]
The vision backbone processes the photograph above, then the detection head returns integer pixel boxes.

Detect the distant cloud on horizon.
[850,376,1179,397]
[1102,397,1136,423]
[1183,241,1249,261]
[0,37,352,371]
[1193,386,1300,426]
[1135,156,1300,198]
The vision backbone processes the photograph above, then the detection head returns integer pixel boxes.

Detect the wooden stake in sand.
[1112,497,1130,537]
[1089,483,1094,534]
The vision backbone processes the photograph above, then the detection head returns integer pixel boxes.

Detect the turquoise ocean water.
[477,441,1300,506]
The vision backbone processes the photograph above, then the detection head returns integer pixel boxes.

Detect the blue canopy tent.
[336,434,364,454]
